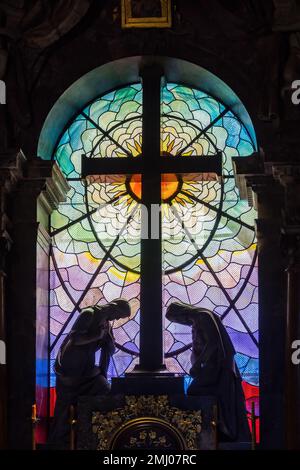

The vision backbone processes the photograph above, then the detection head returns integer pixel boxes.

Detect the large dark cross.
[82,65,222,372]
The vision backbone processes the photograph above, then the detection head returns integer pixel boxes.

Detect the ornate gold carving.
[92,395,202,450]
[110,417,186,450]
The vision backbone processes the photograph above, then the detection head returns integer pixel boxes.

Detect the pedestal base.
[111,375,185,395]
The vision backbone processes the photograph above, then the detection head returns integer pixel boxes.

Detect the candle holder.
[31,404,39,451]
[69,405,77,451]
[211,404,218,450]
[251,402,257,450]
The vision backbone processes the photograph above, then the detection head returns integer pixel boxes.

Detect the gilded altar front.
[92,395,202,450]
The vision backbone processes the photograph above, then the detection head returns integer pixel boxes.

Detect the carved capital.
[232,152,264,205]
[243,175,276,212]
[35,161,70,216]
[11,157,70,226]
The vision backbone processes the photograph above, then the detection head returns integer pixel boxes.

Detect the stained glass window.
[44,82,259,427]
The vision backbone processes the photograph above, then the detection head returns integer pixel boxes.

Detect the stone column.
[248,175,286,449]
[6,157,69,449]
[233,153,286,449]
[0,150,26,449]
[273,164,300,450]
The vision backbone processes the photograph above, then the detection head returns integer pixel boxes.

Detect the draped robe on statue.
[166,302,250,442]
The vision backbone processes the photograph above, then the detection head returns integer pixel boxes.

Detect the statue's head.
[94,299,131,323]
[166,302,196,325]
[109,299,131,319]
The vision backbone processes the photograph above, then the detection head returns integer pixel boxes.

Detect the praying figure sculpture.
[48,299,131,448]
[166,301,250,442]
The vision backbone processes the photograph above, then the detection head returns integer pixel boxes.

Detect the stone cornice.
[232,152,265,205]
[35,160,70,216]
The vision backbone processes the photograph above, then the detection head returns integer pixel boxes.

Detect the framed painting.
[121,0,172,28]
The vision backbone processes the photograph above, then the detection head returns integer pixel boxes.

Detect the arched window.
[39,69,259,427]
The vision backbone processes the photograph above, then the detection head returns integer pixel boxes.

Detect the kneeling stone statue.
[166,302,250,442]
[48,299,131,448]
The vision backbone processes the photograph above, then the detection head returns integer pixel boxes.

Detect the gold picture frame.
[121,0,172,29]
